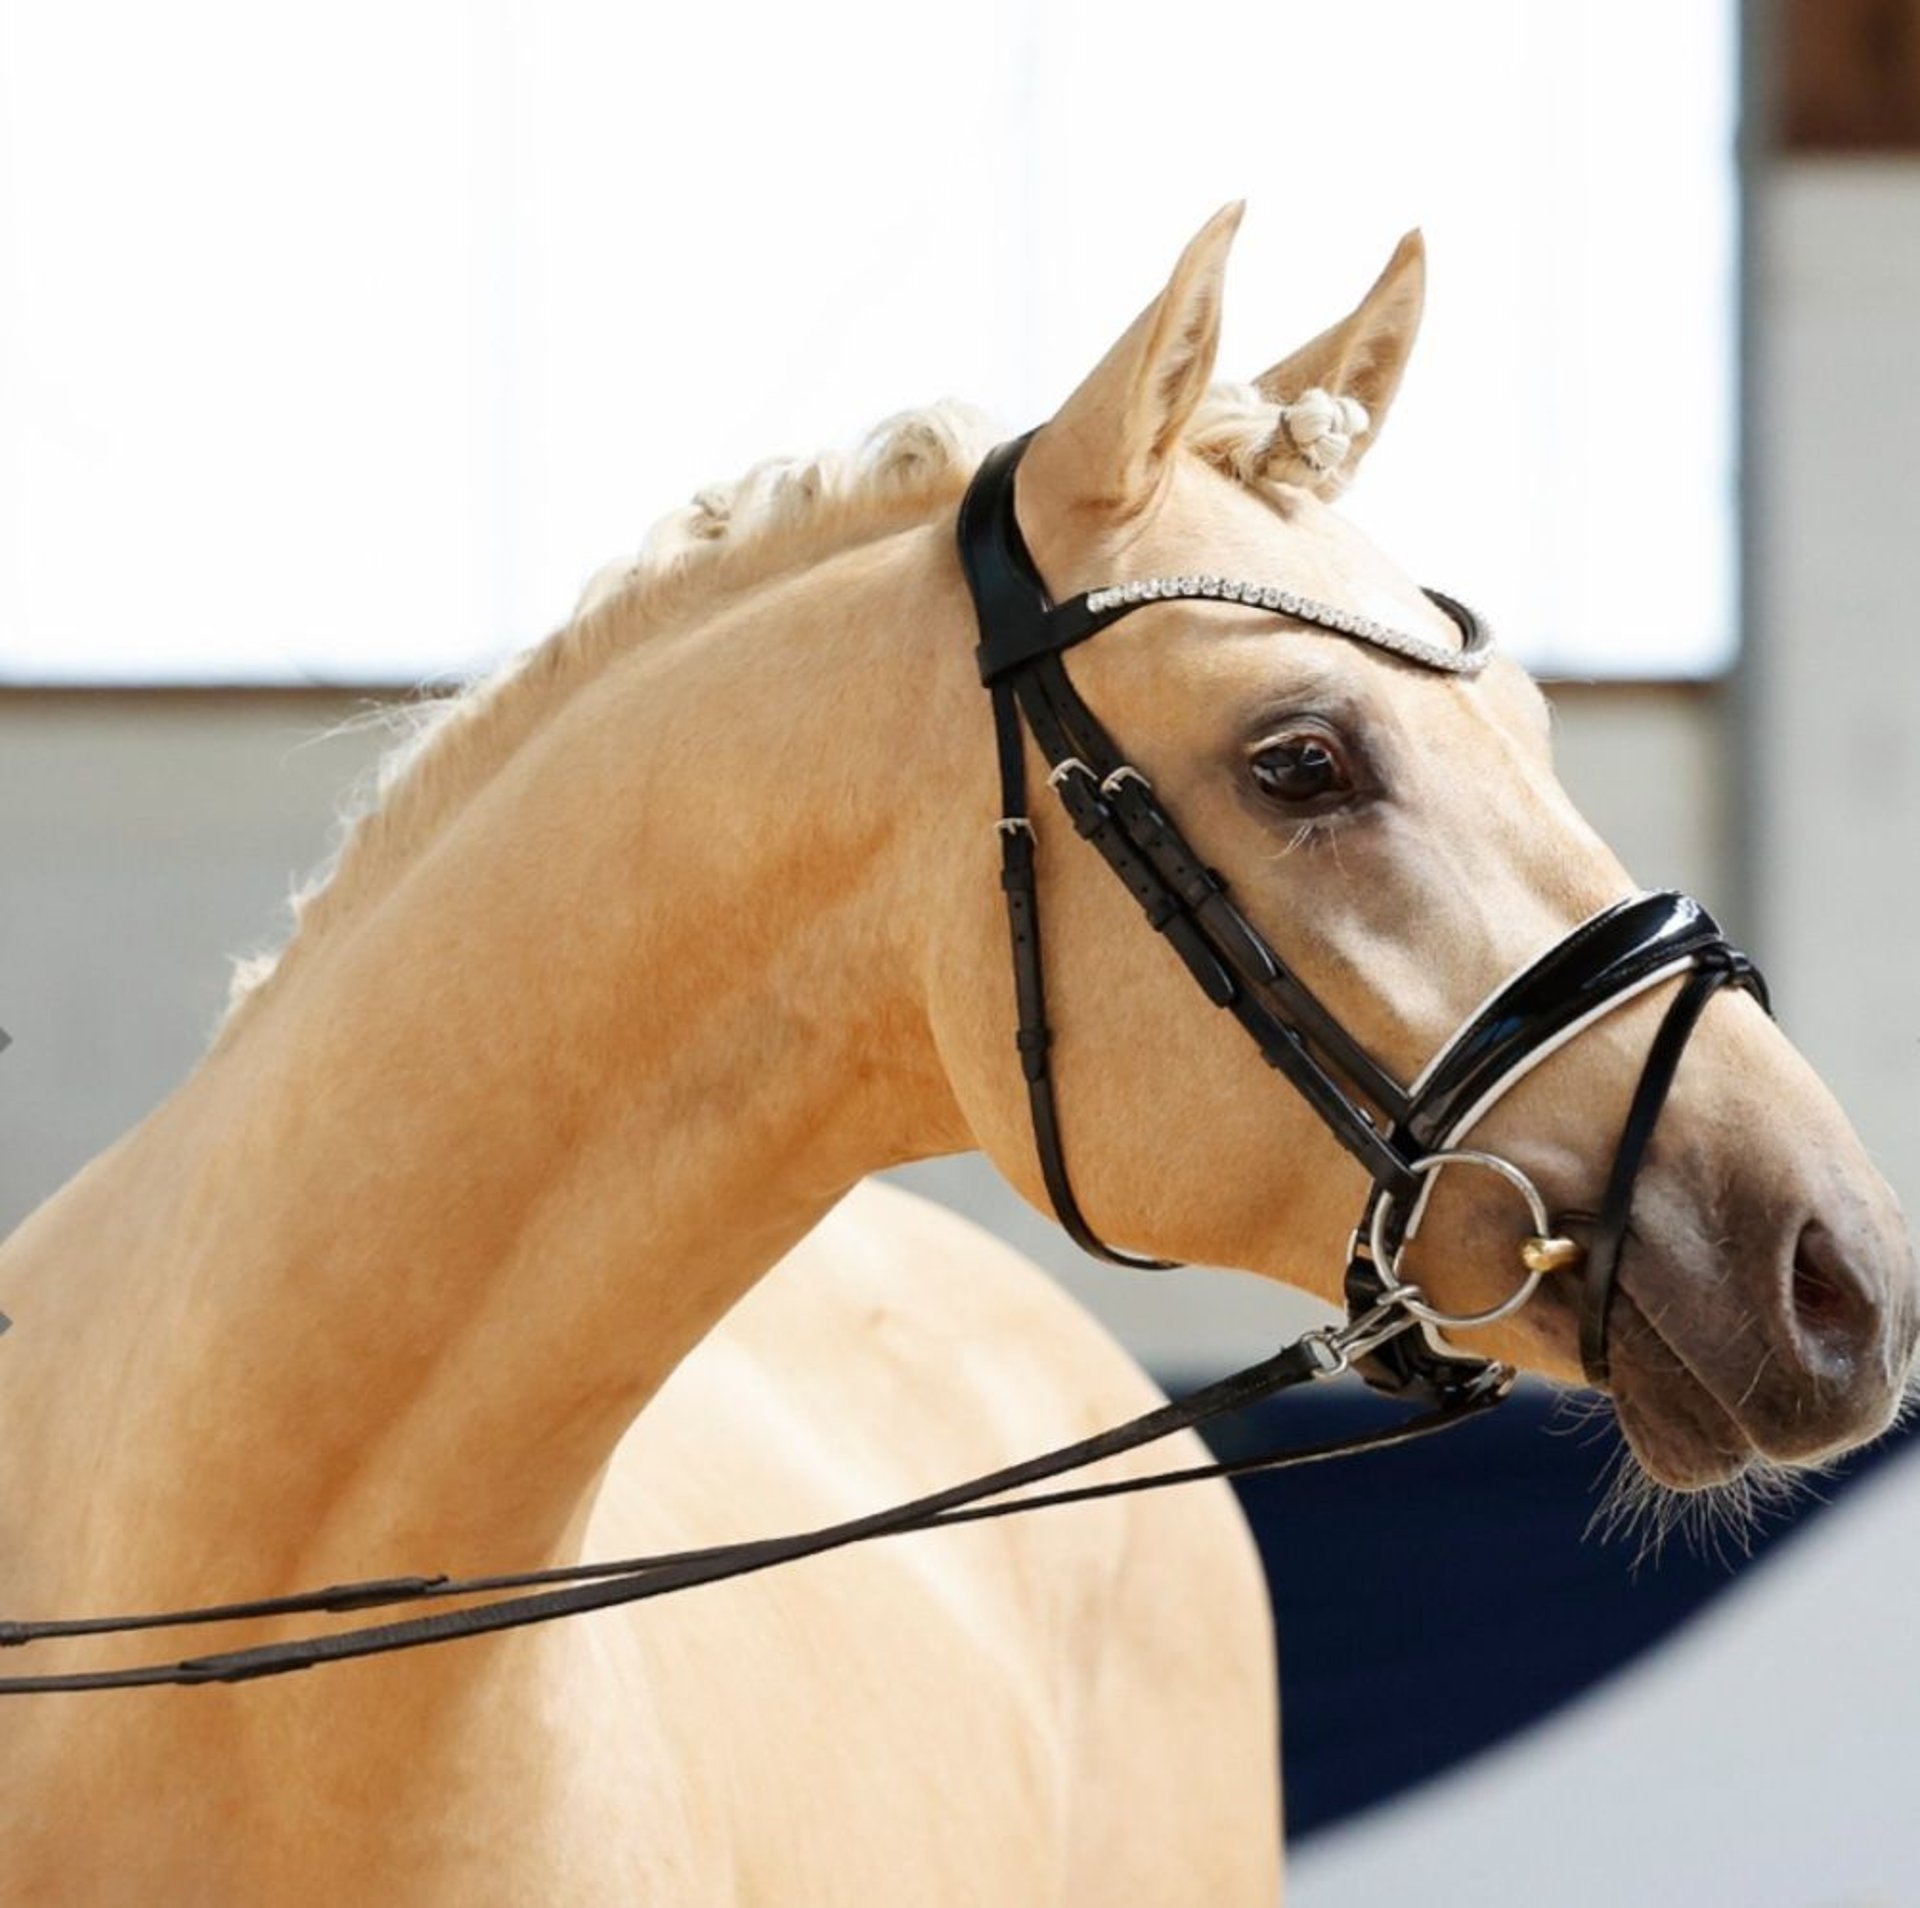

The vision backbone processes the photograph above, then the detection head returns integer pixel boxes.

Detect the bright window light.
[0,0,1735,683]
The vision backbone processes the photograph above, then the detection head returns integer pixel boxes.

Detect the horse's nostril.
[1790,1222,1864,1341]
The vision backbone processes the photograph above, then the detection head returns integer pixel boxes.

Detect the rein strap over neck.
[0,1322,1496,1693]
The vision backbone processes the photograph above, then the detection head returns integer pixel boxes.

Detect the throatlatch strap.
[992,677,1173,1268]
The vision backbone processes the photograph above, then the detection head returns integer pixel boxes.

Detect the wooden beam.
[1781,0,1920,151]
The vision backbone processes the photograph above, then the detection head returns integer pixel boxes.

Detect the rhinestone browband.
[1081,575,1492,677]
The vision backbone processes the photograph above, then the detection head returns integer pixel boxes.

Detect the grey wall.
[0,680,1732,1372]
[1751,161,1920,1221]
[0,690,380,1224]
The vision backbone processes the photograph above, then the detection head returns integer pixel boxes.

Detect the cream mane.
[219,387,1302,1033]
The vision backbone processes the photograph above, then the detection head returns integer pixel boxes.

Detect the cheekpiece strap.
[958,430,1435,1266]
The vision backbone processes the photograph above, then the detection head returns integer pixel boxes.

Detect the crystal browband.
[1080,575,1493,677]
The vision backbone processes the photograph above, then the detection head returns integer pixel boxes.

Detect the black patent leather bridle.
[0,434,1765,1695]
[958,430,1769,1404]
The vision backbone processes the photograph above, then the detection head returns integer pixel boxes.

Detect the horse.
[0,203,1912,1904]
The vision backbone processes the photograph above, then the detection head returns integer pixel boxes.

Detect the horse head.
[927,205,1917,1493]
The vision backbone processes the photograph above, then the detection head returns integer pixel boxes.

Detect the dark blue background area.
[1176,1376,1918,1843]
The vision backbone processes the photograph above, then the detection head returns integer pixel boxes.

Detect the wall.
[1751,160,1920,1221]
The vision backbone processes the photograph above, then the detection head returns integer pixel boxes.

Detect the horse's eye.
[1249,732,1354,806]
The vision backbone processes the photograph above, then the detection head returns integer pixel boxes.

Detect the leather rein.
[0,434,1764,1694]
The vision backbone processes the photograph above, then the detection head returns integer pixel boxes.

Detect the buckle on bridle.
[1300,1289,1427,1377]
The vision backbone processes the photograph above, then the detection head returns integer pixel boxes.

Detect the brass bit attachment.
[1520,1235,1585,1275]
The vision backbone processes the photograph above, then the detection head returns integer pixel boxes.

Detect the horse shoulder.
[583,1179,1280,1904]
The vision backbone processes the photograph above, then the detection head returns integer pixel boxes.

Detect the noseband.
[957,431,1769,1401]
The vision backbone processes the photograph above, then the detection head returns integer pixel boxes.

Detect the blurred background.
[2,0,1917,1899]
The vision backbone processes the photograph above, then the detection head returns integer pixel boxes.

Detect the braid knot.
[1276,387,1371,476]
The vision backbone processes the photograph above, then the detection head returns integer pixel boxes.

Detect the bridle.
[0,433,1766,1695]
[957,430,1769,1404]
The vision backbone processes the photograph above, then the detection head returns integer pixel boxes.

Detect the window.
[0,0,1736,682]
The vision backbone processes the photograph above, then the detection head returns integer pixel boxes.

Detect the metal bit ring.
[1369,1149,1576,1331]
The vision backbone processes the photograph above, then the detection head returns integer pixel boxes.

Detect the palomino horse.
[1,205,1913,1903]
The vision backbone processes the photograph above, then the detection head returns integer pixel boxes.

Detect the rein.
[0,1316,1489,1693]
[0,433,1765,1694]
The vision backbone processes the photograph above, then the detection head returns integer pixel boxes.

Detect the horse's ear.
[1252,230,1426,497]
[1023,202,1243,522]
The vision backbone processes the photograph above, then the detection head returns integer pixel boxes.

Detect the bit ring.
[1369,1149,1577,1331]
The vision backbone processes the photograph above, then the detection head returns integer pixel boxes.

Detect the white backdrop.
[0,0,1735,683]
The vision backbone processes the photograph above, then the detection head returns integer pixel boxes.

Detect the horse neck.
[0,523,979,1605]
